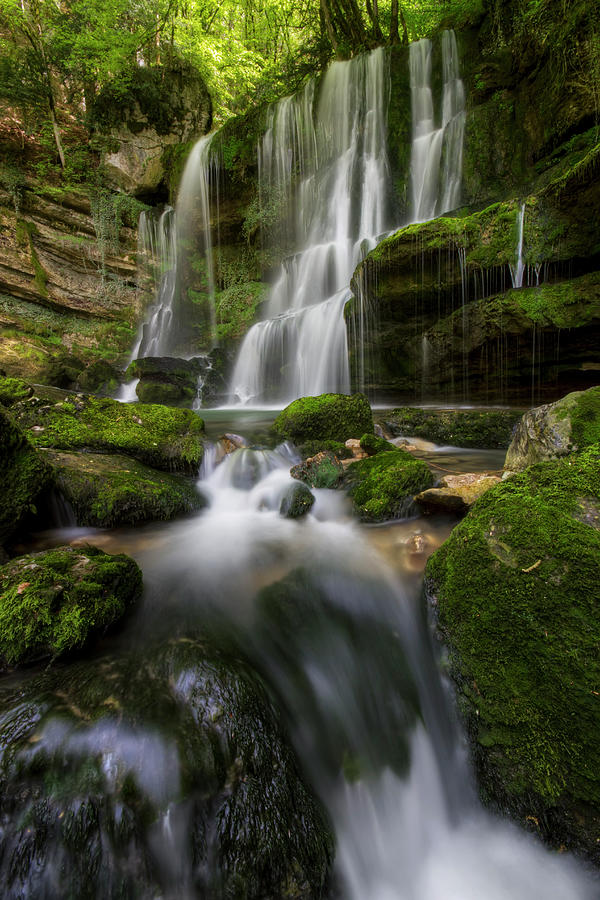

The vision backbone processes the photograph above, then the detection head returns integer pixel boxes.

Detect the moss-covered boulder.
[415,473,501,514]
[505,385,600,470]
[47,450,206,527]
[359,432,395,455]
[126,356,208,407]
[297,439,352,460]
[290,451,344,490]
[0,406,53,548]
[382,407,521,449]
[273,393,373,444]
[0,376,33,407]
[75,360,122,397]
[0,546,142,668]
[344,449,434,522]
[425,445,600,861]
[279,482,315,519]
[0,638,332,897]
[10,390,205,474]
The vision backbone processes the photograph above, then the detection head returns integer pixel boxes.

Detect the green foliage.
[344,449,433,521]
[0,546,142,666]
[216,281,267,342]
[427,445,600,811]
[273,393,374,443]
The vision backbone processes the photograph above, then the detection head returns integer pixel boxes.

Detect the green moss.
[290,452,344,489]
[279,482,315,519]
[48,451,206,527]
[426,445,600,814]
[273,393,373,444]
[513,274,600,329]
[359,433,395,455]
[0,406,53,545]
[344,449,434,522]
[559,386,600,449]
[0,546,142,666]
[0,376,33,406]
[383,408,521,449]
[297,440,352,459]
[215,281,267,342]
[13,390,205,474]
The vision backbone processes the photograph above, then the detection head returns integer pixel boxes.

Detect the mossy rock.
[47,450,206,528]
[290,451,344,490]
[0,546,142,668]
[297,440,352,459]
[279,482,315,519]
[383,408,522,449]
[359,433,395,455]
[273,393,373,444]
[75,360,122,397]
[0,376,33,407]
[0,406,53,547]
[0,638,332,897]
[344,449,434,522]
[425,445,600,861]
[505,385,600,470]
[11,389,205,474]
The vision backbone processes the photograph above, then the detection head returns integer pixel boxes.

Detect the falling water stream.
[31,427,596,898]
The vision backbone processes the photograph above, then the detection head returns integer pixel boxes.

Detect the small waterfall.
[409,30,466,222]
[229,48,392,405]
[510,202,526,289]
[136,206,178,358]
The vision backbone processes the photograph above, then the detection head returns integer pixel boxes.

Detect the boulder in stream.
[415,473,501,514]
[126,355,209,407]
[343,449,434,522]
[0,545,142,668]
[425,444,600,862]
[273,392,373,444]
[0,638,332,898]
[280,482,315,519]
[382,407,522,449]
[291,451,344,489]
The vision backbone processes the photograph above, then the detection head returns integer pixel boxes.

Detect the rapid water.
[91,438,594,899]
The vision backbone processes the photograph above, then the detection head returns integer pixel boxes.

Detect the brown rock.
[415,473,501,513]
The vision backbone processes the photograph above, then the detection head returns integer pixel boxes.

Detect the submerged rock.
[505,385,600,470]
[9,387,205,474]
[382,407,521,449]
[425,445,600,862]
[343,449,434,522]
[273,393,373,444]
[0,638,332,898]
[0,546,141,668]
[291,451,344,489]
[47,450,206,527]
[0,406,53,549]
[416,473,501,513]
[280,482,315,519]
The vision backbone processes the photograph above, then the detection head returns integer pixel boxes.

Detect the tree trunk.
[389,0,399,44]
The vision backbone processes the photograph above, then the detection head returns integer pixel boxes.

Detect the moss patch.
[273,393,373,444]
[344,449,434,522]
[0,406,53,546]
[48,450,206,528]
[11,390,205,474]
[382,408,521,449]
[0,546,142,667]
[426,446,600,856]
[216,281,267,343]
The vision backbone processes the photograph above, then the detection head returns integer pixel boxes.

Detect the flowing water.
[30,423,596,898]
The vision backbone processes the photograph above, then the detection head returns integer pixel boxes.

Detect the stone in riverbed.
[0,545,142,668]
[505,385,600,471]
[126,356,209,407]
[46,450,206,528]
[343,449,434,522]
[273,392,373,444]
[280,482,315,519]
[415,473,501,514]
[291,451,344,489]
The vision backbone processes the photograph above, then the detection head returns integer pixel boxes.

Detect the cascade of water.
[409,30,466,222]
[229,48,391,405]
[510,202,526,289]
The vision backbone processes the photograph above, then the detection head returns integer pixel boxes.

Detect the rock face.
[0,638,332,898]
[7,385,205,474]
[425,445,600,863]
[505,385,600,470]
[416,473,501,513]
[0,406,53,550]
[48,450,206,528]
[343,449,434,522]
[0,545,142,668]
[92,64,212,198]
[273,393,373,444]
[126,355,208,406]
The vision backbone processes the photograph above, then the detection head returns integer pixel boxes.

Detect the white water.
[129,443,595,899]
[510,202,526,289]
[229,48,391,405]
[409,30,466,222]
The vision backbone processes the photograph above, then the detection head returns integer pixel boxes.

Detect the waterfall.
[510,202,526,289]
[410,30,466,222]
[229,48,392,405]
[136,206,178,358]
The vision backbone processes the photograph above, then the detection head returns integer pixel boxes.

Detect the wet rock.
[382,407,522,449]
[0,638,332,897]
[221,432,248,454]
[0,545,141,668]
[126,356,208,407]
[416,473,501,513]
[291,451,344,489]
[505,385,600,470]
[425,444,600,863]
[344,438,368,459]
[343,449,434,522]
[274,393,373,444]
[0,406,53,549]
[280,482,315,519]
[391,436,438,452]
[359,433,396,456]
[10,385,205,474]
[75,360,122,397]
[47,450,206,527]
